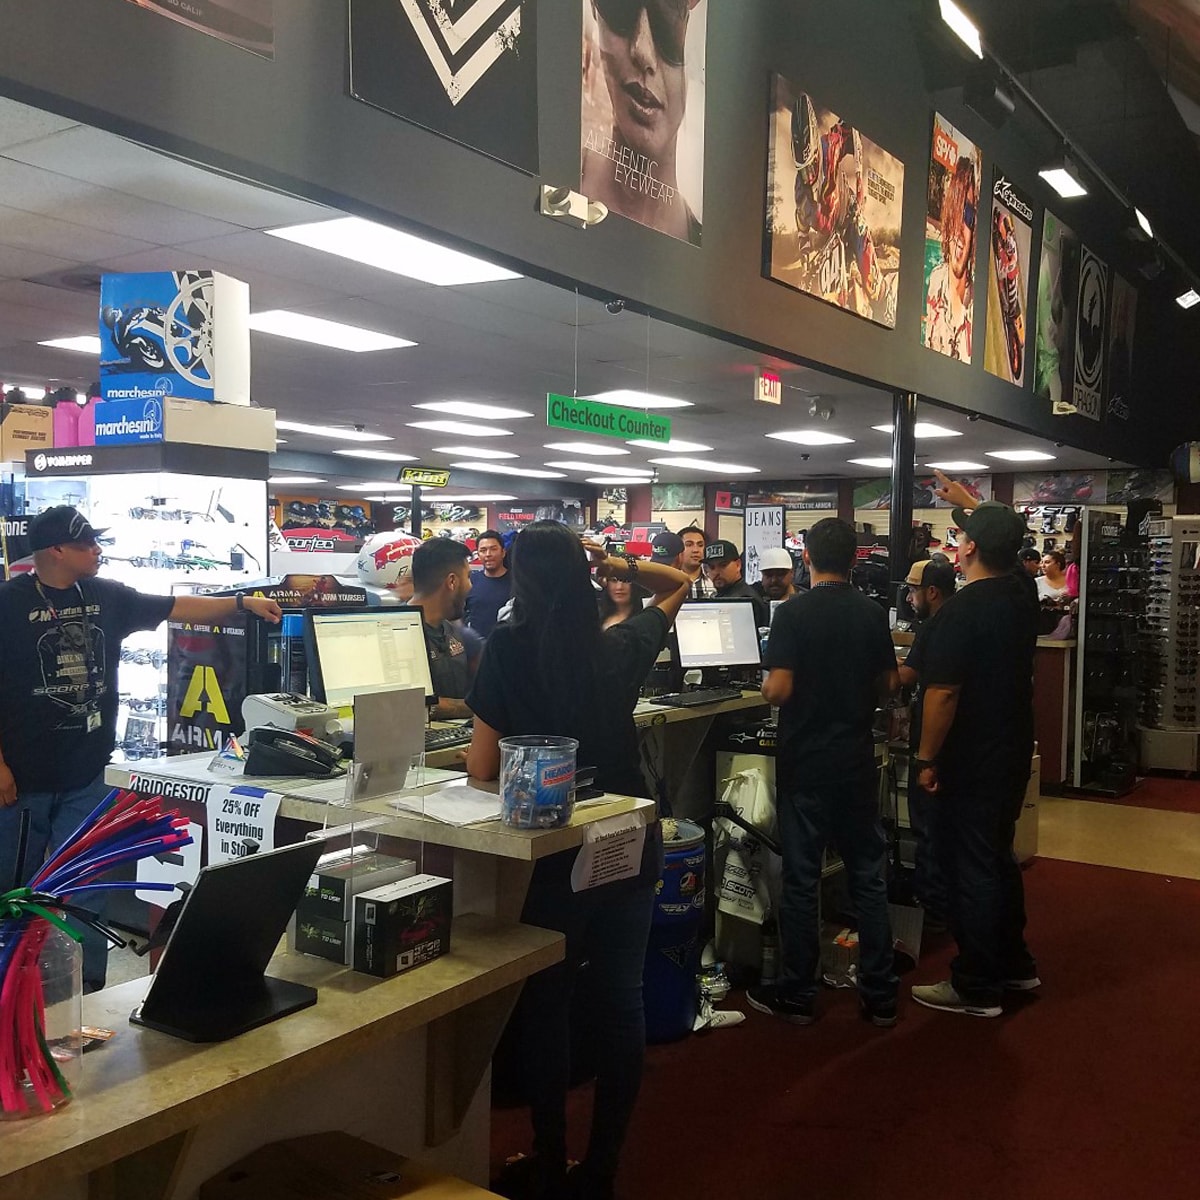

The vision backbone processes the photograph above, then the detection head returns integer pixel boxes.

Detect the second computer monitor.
[305,609,434,708]
[674,599,762,670]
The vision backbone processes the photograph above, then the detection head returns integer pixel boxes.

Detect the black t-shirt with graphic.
[0,574,175,791]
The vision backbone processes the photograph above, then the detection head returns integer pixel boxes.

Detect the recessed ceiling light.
[276,419,394,442]
[586,389,693,409]
[873,423,962,438]
[544,461,654,475]
[985,449,1057,462]
[332,449,419,462]
[924,460,988,471]
[450,461,566,478]
[543,442,631,456]
[647,457,760,474]
[766,430,854,446]
[336,482,413,492]
[626,438,714,452]
[587,477,654,485]
[407,420,513,437]
[414,400,532,420]
[38,335,102,354]
[848,458,894,469]
[268,476,327,485]
[431,494,517,502]
[939,0,983,58]
[1176,288,1200,310]
[267,217,522,286]
[247,310,416,352]
[431,445,519,459]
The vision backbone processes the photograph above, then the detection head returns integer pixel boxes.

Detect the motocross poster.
[350,0,539,174]
[123,0,273,58]
[581,0,707,245]
[1034,211,1080,410]
[984,171,1035,386]
[921,114,982,363]
[1105,273,1137,424]
[852,475,991,510]
[765,74,904,328]
[1072,246,1109,423]
[1013,471,1104,506]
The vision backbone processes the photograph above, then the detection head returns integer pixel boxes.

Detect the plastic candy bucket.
[498,736,578,829]
[643,818,706,1043]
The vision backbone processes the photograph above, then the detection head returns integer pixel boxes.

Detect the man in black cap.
[910,500,1040,1017]
[0,506,282,992]
[702,540,768,627]
[650,530,685,571]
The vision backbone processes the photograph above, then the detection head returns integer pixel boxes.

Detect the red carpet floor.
[1090,774,1200,815]
[492,859,1200,1200]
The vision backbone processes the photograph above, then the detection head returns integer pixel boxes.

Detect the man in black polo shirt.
[911,501,1039,1017]
[748,518,899,1027]
[407,539,478,720]
[702,539,768,627]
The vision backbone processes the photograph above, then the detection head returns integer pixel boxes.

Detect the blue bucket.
[643,819,706,1043]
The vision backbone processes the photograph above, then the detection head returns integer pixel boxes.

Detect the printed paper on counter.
[204,785,282,865]
[571,813,647,893]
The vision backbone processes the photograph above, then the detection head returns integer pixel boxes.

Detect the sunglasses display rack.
[1136,517,1200,770]
[1071,509,1143,797]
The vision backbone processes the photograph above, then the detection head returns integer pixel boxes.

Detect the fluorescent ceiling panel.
[848,458,894,469]
[431,445,519,459]
[268,476,327,485]
[544,461,654,475]
[626,438,713,452]
[38,335,101,354]
[276,420,393,442]
[450,461,566,478]
[543,442,630,456]
[414,400,532,419]
[408,420,513,437]
[873,423,962,438]
[647,457,760,474]
[985,449,1056,462]
[333,449,418,462]
[924,460,987,471]
[247,310,416,352]
[585,389,693,409]
[766,430,855,446]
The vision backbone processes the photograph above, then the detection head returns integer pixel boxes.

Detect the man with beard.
[408,538,477,721]
[753,546,799,609]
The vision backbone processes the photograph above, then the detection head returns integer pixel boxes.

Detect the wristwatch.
[911,757,937,770]
[236,592,245,612]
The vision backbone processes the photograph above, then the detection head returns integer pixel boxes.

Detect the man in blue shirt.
[464,529,511,639]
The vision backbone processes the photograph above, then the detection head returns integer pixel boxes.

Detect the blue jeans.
[517,855,655,1183]
[777,769,898,1007]
[0,772,114,991]
[933,775,1036,1005]
[907,783,948,920]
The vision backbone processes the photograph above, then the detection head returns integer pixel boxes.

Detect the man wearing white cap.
[754,546,799,606]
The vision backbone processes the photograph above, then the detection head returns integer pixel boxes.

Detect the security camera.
[800,453,811,462]
[968,413,981,422]
[1055,441,1065,448]
[353,423,366,433]
[605,299,626,315]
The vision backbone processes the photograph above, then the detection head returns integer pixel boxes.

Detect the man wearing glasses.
[0,506,282,992]
[923,156,978,362]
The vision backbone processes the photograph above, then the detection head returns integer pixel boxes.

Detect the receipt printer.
[242,693,342,742]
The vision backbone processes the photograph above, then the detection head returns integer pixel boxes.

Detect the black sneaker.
[745,985,815,1025]
[860,998,899,1028]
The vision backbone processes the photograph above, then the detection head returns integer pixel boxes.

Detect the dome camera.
[800,452,811,462]
[1055,441,1065,448]
[354,423,366,433]
[605,298,626,315]
[967,413,981,422]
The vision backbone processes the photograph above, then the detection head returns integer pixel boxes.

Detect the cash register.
[651,598,760,708]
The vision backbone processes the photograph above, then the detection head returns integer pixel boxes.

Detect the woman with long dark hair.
[597,573,647,629]
[466,522,689,1200]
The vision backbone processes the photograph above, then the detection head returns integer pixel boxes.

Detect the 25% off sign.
[205,785,283,865]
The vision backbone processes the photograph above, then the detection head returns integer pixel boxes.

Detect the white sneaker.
[911,980,1002,1018]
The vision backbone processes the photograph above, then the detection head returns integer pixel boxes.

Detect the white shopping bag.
[715,769,780,926]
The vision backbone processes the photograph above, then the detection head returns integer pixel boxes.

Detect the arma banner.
[921,114,982,363]
[984,170,1035,387]
[765,73,904,328]
[1073,246,1109,422]
[350,0,538,174]
[123,0,273,58]
[1034,211,1080,411]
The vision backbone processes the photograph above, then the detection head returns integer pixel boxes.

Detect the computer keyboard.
[651,687,747,709]
[425,723,473,751]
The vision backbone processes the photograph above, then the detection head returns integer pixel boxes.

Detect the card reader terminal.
[241,692,343,742]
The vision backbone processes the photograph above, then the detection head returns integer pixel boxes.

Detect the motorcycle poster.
[123,0,273,58]
[1034,211,1081,410]
[852,475,991,511]
[764,74,904,329]
[1072,246,1109,423]
[921,114,982,363]
[984,170,1035,387]
[1012,471,1104,506]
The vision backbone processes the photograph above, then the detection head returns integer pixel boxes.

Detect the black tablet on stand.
[130,838,326,1043]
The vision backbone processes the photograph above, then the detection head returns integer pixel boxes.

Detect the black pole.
[411,485,422,539]
[889,391,918,587]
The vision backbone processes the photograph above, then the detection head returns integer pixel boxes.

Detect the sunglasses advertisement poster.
[921,113,982,363]
[984,170,1035,387]
[274,496,376,553]
[765,75,904,329]
[582,0,706,245]
[122,0,273,58]
[1105,273,1137,425]
[1072,245,1110,423]
[350,0,538,174]
[1034,210,1081,411]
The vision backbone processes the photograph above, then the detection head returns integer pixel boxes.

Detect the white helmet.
[355,530,423,589]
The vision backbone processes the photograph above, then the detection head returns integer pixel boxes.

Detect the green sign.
[546,393,672,444]
[399,467,450,487]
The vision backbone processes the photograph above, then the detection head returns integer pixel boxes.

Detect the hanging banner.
[984,171,1035,386]
[921,114,982,363]
[1013,471,1102,506]
[1034,211,1081,410]
[581,0,707,245]
[1073,246,1109,422]
[652,483,705,512]
[167,616,249,754]
[853,475,991,510]
[765,74,903,328]
[743,506,784,585]
[1105,273,1137,424]
[748,485,837,512]
[350,0,539,174]
[123,0,273,58]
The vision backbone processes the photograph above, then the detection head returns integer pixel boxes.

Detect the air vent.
[21,267,104,294]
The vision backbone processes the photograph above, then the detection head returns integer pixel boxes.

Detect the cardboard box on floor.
[199,1131,502,1198]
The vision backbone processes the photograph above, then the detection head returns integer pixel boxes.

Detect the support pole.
[411,486,422,539]
[889,391,918,587]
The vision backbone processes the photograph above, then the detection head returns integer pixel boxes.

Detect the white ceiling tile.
[0,203,156,261]
[0,280,99,320]
[0,99,79,152]
[0,241,79,281]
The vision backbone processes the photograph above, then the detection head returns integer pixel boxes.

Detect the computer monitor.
[674,599,762,670]
[305,609,434,708]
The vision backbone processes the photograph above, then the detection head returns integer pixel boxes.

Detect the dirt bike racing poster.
[764,74,904,329]
[122,1,273,58]
[984,170,1035,387]
[921,113,982,363]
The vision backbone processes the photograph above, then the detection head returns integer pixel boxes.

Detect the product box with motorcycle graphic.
[99,270,250,406]
[352,874,452,979]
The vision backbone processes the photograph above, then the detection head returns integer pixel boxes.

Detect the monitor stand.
[131,974,317,1043]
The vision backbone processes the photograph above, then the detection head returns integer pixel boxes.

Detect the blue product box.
[93,398,165,445]
[99,270,250,405]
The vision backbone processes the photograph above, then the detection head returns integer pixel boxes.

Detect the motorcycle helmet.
[355,530,423,590]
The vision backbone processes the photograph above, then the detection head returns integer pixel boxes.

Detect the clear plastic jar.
[0,917,83,1120]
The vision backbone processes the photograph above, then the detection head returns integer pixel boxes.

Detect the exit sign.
[755,370,782,405]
